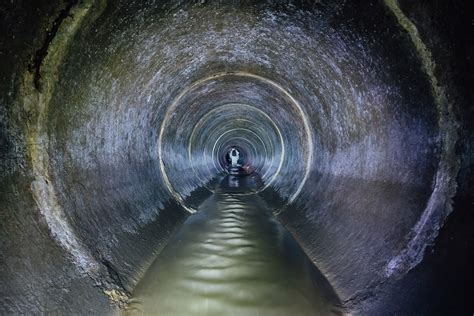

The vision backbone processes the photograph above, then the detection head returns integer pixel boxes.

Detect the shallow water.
[124,174,343,316]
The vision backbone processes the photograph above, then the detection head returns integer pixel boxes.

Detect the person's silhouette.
[230,148,240,167]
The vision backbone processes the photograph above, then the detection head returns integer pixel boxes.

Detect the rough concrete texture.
[0,0,472,315]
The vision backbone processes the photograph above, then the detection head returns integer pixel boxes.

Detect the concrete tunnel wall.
[0,0,472,314]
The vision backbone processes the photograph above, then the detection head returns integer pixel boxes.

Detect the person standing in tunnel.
[230,148,240,167]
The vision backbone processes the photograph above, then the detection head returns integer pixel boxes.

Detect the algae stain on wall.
[383,0,459,278]
[18,0,129,306]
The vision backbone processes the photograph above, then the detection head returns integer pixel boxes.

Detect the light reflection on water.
[124,175,344,316]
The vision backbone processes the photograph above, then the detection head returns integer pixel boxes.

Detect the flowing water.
[124,173,343,315]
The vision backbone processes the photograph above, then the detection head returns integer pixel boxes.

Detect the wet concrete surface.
[124,172,343,315]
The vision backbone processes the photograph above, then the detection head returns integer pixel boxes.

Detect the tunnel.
[0,0,473,315]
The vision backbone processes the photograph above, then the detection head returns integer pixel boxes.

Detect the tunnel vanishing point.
[0,0,473,315]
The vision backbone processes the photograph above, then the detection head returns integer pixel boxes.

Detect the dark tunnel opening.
[0,0,473,315]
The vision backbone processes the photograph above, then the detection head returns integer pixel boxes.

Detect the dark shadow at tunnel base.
[124,172,344,315]
[218,168,264,193]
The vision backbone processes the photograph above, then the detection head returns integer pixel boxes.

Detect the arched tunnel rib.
[0,0,473,315]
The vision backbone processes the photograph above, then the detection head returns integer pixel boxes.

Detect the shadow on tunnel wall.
[0,0,473,315]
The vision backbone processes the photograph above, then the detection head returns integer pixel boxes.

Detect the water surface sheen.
[125,174,343,315]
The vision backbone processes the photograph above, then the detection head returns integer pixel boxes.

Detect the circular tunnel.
[0,0,472,314]
[158,72,312,208]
